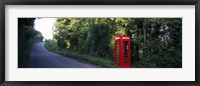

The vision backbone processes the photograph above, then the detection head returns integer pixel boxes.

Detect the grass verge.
[44,39,117,68]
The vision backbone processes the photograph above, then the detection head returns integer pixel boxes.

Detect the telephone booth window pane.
[124,41,128,63]
[116,41,120,64]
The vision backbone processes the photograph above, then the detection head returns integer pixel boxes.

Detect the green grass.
[44,39,117,68]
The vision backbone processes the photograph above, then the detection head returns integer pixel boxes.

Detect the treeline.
[18,18,43,67]
[52,18,182,68]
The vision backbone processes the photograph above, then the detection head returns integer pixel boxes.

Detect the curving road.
[27,42,96,68]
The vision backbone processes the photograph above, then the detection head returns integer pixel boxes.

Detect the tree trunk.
[143,19,147,58]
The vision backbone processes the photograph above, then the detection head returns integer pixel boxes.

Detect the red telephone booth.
[114,35,131,68]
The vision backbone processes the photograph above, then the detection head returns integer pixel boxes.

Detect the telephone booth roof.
[114,35,130,39]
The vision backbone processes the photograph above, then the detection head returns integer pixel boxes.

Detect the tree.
[53,18,182,68]
[18,18,44,67]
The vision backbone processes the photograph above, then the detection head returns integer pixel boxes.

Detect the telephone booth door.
[114,36,121,66]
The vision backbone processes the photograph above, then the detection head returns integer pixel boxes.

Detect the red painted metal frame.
[114,35,131,68]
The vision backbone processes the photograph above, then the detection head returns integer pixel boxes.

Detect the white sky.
[34,18,56,40]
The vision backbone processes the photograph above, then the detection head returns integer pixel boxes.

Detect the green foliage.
[54,18,127,60]
[53,18,182,68]
[18,18,44,68]
[44,39,117,68]
[18,18,35,28]
[135,18,182,68]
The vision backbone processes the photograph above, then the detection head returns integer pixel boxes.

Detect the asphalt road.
[27,42,97,68]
